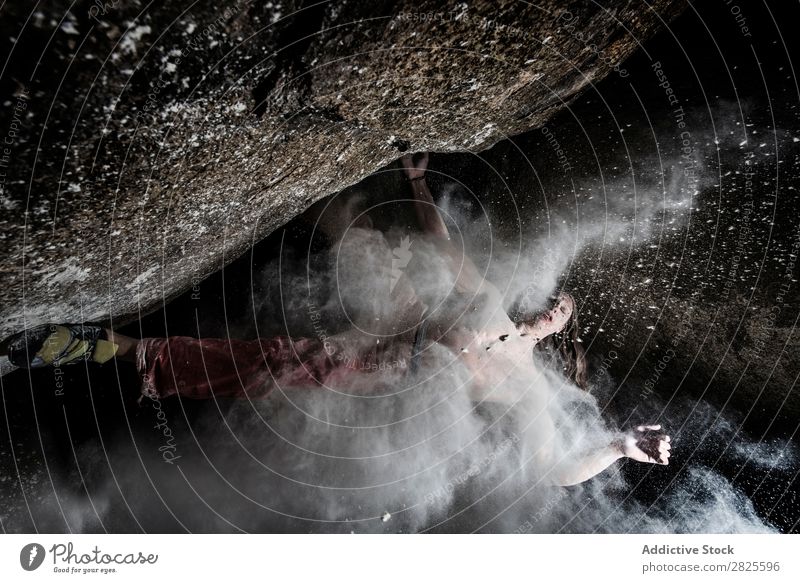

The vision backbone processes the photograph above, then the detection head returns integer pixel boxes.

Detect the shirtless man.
[3,153,670,486]
[395,153,670,485]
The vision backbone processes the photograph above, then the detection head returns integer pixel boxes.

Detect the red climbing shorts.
[135,335,352,402]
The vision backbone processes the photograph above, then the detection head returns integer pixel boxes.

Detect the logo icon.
[390,236,413,291]
[20,543,46,571]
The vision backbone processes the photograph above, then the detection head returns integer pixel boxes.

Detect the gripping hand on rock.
[401,152,429,180]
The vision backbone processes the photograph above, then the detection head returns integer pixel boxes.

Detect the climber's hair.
[509,291,588,390]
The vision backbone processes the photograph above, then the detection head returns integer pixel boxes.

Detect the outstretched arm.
[402,153,450,239]
[553,425,671,487]
[468,365,672,486]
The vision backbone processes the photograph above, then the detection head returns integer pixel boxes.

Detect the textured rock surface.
[0,0,686,339]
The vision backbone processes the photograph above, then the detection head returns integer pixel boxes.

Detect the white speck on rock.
[126,265,160,290]
[119,25,152,55]
[60,19,80,36]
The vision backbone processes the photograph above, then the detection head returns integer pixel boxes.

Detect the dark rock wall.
[0,0,686,337]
